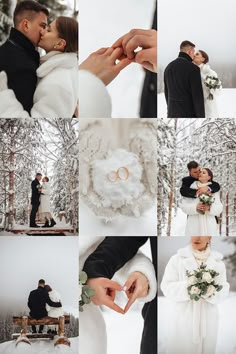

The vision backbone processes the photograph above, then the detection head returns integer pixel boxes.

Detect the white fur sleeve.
[160,255,189,302]
[204,261,229,304]
[112,251,157,303]
[0,89,29,118]
[180,197,199,215]
[209,192,223,216]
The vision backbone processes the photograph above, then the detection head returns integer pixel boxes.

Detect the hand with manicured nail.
[86,277,125,314]
[123,271,149,313]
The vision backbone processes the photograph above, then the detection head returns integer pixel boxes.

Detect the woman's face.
[38,19,64,53]
[199,168,211,183]
[191,236,211,251]
[193,51,205,65]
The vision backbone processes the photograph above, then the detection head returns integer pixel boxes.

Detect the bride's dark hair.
[204,168,213,181]
[44,285,52,292]
[56,16,78,54]
[199,50,209,64]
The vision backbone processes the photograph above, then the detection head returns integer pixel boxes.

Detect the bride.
[180,168,223,236]
[193,50,222,118]
[39,176,56,228]
[79,236,157,354]
[160,236,229,354]
[0,16,78,118]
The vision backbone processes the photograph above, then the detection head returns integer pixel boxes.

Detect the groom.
[83,237,157,354]
[180,161,220,213]
[0,0,48,113]
[164,40,205,118]
[28,279,62,333]
[30,173,42,228]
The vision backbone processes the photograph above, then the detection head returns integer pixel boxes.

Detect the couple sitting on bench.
[28,279,63,334]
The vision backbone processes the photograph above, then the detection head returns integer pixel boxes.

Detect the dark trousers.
[30,201,40,226]
[32,325,44,333]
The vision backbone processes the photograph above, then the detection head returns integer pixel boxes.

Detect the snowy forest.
[0,118,79,235]
[0,0,78,44]
[157,118,236,236]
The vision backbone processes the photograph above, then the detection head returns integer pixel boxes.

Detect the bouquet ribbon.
[192,299,207,344]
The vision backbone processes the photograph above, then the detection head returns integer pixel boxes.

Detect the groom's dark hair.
[14,1,49,28]
[187,161,199,171]
[36,173,42,177]
[180,40,195,51]
[38,279,45,286]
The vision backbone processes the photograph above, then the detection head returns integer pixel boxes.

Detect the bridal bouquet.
[198,193,215,214]
[186,264,223,301]
[204,75,222,100]
[79,271,95,312]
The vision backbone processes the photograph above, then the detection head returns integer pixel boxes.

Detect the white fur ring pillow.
[92,149,145,209]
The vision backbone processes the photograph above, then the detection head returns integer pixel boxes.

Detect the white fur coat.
[46,289,64,318]
[0,51,78,118]
[160,245,229,354]
[39,182,51,213]
[180,181,223,236]
[79,235,157,354]
[79,70,111,118]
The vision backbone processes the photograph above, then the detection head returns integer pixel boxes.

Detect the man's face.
[36,175,42,181]
[25,12,48,47]
[188,47,195,60]
[190,166,200,179]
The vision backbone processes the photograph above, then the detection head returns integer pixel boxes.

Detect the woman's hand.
[79,47,132,86]
[123,271,149,313]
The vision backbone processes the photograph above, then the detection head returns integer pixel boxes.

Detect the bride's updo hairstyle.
[56,16,78,54]
[199,50,209,64]
[44,285,52,292]
[204,168,213,181]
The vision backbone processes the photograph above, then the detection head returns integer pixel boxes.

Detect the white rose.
[202,272,212,283]
[205,285,216,298]
[190,286,201,295]
[188,275,198,286]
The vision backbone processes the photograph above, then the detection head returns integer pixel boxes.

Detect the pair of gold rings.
[107,167,129,182]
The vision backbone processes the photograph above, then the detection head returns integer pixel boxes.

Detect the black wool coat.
[180,176,220,198]
[0,28,40,113]
[83,237,157,354]
[164,52,205,118]
[28,286,61,319]
[31,179,41,205]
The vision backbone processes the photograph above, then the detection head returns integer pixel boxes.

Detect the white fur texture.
[92,149,144,209]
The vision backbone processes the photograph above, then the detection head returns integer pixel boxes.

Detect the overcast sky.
[0,237,78,310]
[159,0,236,67]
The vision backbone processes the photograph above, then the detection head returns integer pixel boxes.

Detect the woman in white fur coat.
[0,16,78,118]
[79,235,157,354]
[39,177,56,228]
[193,50,221,118]
[160,236,229,354]
[180,168,223,236]
[44,285,64,318]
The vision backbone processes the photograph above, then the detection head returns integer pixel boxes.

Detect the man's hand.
[123,271,149,313]
[113,29,157,73]
[79,47,132,86]
[196,186,210,196]
[86,277,124,314]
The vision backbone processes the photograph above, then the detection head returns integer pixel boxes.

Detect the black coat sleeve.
[83,237,148,279]
[28,292,33,310]
[180,177,197,198]
[210,181,220,193]
[164,71,168,103]
[45,293,61,308]
[190,67,205,118]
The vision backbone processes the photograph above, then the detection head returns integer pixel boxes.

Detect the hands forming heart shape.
[87,272,149,314]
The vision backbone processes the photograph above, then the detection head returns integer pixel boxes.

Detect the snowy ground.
[158,294,236,354]
[0,337,78,354]
[158,89,236,118]
[79,200,157,236]
[79,0,156,118]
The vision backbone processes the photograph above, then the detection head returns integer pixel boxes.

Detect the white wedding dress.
[180,181,223,236]
[79,235,157,354]
[199,63,221,118]
[160,245,229,354]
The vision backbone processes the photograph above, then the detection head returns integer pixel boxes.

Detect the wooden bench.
[12,315,71,346]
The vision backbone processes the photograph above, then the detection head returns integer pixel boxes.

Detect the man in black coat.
[180,160,220,200]
[140,6,157,118]
[83,237,157,354]
[164,40,205,118]
[0,1,48,113]
[30,173,42,227]
[28,279,62,333]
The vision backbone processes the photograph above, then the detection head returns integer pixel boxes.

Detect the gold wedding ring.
[107,167,129,182]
